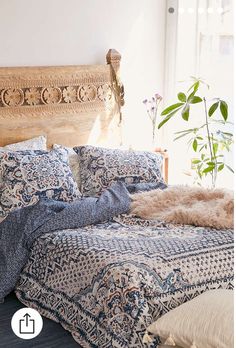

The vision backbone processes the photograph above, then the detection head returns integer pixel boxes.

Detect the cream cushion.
[0,135,47,151]
[146,290,233,348]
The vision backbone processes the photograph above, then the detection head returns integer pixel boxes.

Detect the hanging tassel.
[142,331,153,344]
[164,334,176,346]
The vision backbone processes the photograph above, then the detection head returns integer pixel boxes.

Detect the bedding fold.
[0,181,131,301]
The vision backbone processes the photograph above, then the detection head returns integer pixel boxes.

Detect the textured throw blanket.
[0,182,131,301]
[131,185,234,229]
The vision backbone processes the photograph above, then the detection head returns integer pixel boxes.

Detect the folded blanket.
[131,185,233,229]
[0,182,131,301]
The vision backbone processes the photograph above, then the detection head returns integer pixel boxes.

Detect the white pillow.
[145,290,233,348]
[53,144,80,188]
[0,136,47,151]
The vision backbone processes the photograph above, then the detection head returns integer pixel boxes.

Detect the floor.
[0,292,80,348]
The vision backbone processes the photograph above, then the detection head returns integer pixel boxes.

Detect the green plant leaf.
[197,172,202,180]
[178,92,186,102]
[193,81,200,93]
[174,128,199,141]
[220,101,228,121]
[158,115,173,129]
[221,132,233,137]
[187,80,200,93]
[199,145,205,152]
[161,103,184,116]
[175,128,199,134]
[210,119,233,125]
[181,104,190,121]
[187,83,196,93]
[208,102,219,117]
[158,107,183,128]
[190,96,202,104]
[192,159,201,164]
[187,91,196,102]
[174,132,192,141]
[218,164,224,172]
[213,143,219,155]
[192,139,198,152]
[203,166,215,173]
[225,164,234,173]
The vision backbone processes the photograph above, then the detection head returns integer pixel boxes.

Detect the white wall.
[0,0,166,148]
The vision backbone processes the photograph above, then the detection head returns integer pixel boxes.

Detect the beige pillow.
[53,144,80,188]
[0,135,47,151]
[145,290,233,348]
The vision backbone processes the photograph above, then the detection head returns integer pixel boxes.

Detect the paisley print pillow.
[73,145,164,197]
[0,136,47,186]
[0,149,81,222]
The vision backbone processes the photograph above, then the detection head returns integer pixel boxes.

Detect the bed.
[0,49,233,348]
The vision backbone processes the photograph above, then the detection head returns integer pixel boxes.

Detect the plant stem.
[211,133,217,188]
[203,97,215,187]
[203,98,213,161]
[152,121,156,144]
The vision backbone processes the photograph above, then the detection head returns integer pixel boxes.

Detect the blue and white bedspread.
[15,215,234,348]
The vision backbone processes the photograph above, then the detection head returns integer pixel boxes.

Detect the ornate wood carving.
[0,50,124,148]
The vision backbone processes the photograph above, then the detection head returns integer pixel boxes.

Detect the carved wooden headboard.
[0,49,124,148]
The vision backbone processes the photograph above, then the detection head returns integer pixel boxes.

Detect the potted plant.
[158,78,233,188]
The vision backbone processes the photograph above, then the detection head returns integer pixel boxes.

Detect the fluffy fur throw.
[131,186,234,229]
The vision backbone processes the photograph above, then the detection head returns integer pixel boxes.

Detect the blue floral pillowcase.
[73,145,164,197]
[0,148,81,223]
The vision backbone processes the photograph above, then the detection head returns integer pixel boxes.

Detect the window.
[163,0,233,188]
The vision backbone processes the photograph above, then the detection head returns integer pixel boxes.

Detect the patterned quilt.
[15,215,234,347]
